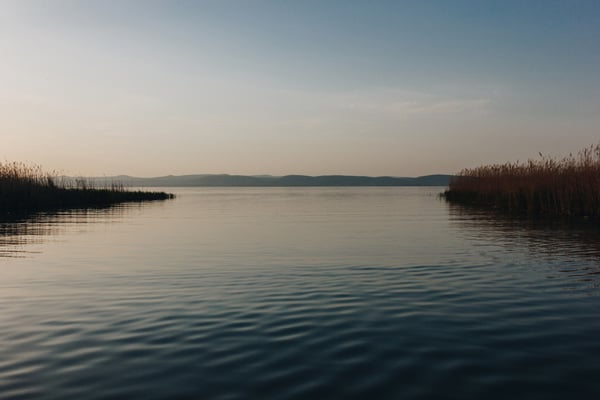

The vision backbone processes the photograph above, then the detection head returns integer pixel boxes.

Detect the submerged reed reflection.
[447,203,600,283]
[0,205,140,258]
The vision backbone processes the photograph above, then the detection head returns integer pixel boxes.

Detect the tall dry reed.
[443,144,600,217]
[0,162,173,213]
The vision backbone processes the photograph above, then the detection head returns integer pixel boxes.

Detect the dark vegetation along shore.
[0,162,174,214]
[444,144,600,218]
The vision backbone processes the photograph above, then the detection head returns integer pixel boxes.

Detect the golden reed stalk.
[443,144,600,217]
[0,162,173,213]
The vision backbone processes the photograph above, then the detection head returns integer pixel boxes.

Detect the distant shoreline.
[82,174,453,187]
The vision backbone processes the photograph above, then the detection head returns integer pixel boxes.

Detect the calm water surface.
[2,187,600,399]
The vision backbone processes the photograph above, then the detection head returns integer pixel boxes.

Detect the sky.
[1,0,599,177]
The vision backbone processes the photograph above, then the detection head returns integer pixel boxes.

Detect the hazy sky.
[1,1,599,177]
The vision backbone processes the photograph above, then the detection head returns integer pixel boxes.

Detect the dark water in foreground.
[2,187,600,399]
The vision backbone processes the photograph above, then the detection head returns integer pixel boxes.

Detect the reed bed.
[443,144,600,217]
[0,162,174,213]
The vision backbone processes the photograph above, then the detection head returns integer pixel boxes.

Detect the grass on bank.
[0,162,174,213]
[443,144,600,217]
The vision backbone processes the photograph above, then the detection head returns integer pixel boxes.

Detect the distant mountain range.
[83,174,452,187]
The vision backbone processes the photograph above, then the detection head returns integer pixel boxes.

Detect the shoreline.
[442,144,600,218]
[0,162,174,214]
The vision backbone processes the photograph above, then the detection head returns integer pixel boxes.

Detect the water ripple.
[2,188,600,398]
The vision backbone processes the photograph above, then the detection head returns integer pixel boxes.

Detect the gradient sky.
[1,1,599,177]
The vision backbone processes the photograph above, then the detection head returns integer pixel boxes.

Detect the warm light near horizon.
[1,1,599,177]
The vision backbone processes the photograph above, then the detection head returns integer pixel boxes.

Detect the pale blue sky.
[1,0,599,176]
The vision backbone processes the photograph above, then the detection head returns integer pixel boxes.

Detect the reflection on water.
[447,203,600,285]
[0,205,143,258]
[2,188,600,399]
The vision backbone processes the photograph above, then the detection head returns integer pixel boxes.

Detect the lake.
[2,187,600,399]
